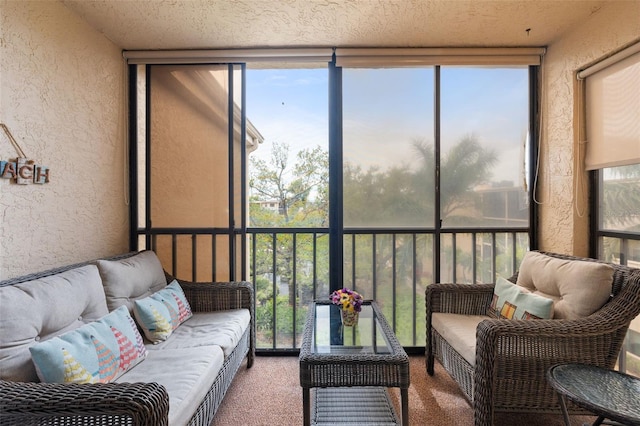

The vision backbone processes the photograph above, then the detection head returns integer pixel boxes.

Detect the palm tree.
[601,164,640,230]
[414,135,498,225]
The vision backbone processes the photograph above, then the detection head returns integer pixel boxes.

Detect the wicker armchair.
[425,251,640,426]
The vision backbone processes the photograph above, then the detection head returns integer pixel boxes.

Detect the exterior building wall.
[147,66,233,281]
[0,1,126,279]
[539,1,640,256]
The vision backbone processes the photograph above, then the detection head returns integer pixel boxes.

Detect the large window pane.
[343,68,435,228]
[147,64,235,281]
[598,164,640,377]
[625,239,640,377]
[246,67,329,349]
[247,68,329,228]
[440,67,529,228]
[599,164,640,233]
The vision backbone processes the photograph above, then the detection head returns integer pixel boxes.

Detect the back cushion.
[96,250,168,312]
[516,251,614,319]
[0,265,108,382]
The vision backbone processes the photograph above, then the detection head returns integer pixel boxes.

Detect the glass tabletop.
[548,363,640,424]
[310,301,393,355]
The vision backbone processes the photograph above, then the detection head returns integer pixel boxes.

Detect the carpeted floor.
[211,355,596,426]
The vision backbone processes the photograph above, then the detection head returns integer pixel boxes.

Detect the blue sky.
[246,66,528,186]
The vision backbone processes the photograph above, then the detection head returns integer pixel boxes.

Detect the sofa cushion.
[432,313,488,366]
[146,309,250,358]
[516,251,614,319]
[0,265,109,382]
[488,277,554,320]
[97,250,168,312]
[133,280,193,343]
[115,345,224,426]
[29,306,147,384]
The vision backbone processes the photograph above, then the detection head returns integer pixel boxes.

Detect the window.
[127,49,539,351]
[583,42,640,376]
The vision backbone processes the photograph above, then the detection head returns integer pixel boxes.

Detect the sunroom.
[1,0,639,379]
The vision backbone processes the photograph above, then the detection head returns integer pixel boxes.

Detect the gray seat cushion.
[0,265,108,382]
[96,250,168,312]
[147,309,250,358]
[115,345,224,426]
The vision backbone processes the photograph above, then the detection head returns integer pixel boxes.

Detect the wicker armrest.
[426,282,495,317]
[169,278,254,313]
[473,313,631,423]
[0,380,169,426]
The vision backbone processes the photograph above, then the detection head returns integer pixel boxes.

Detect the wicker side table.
[299,301,410,426]
[547,363,640,426]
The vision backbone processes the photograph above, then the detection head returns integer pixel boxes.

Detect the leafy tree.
[249,142,329,339]
[250,142,328,226]
[251,135,504,346]
[343,135,499,294]
[602,164,640,230]
[415,135,498,225]
[600,164,640,263]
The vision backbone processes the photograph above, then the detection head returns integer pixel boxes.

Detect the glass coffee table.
[547,363,640,426]
[299,301,409,426]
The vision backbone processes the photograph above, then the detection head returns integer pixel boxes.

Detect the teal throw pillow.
[29,306,147,383]
[133,280,193,343]
[488,277,554,320]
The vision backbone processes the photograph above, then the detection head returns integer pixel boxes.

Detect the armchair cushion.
[488,277,554,319]
[515,251,613,319]
[432,313,487,366]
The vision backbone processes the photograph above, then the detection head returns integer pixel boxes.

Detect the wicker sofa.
[0,250,254,426]
[426,250,640,426]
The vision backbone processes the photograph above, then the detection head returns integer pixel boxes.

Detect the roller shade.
[124,47,545,67]
[582,46,640,170]
[335,47,545,67]
[123,48,334,64]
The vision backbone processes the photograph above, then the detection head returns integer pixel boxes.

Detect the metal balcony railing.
[139,226,640,377]
[140,227,530,352]
[248,227,530,352]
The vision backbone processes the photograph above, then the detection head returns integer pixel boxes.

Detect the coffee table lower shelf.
[312,386,399,426]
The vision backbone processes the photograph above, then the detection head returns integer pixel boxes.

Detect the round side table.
[547,363,640,426]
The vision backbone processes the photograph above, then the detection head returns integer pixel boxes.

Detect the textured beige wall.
[538,1,640,256]
[0,1,127,279]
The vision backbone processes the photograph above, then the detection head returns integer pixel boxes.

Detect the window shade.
[583,47,640,170]
[124,47,545,67]
[123,48,334,64]
[335,47,544,67]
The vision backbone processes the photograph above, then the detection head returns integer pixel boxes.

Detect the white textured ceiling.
[61,0,609,51]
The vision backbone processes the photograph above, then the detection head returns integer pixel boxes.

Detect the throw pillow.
[29,306,147,384]
[133,280,193,343]
[515,251,613,319]
[96,250,168,312]
[488,277,554,320]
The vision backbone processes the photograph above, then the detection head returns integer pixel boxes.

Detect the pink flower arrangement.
[330,288,364,313]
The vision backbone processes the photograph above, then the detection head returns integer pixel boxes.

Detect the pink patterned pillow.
[29,306,147,383]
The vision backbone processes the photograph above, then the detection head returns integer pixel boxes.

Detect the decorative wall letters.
[0,158,50,184]
[1,123,51,185]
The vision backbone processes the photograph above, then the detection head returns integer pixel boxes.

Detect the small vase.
[341,309,359,327]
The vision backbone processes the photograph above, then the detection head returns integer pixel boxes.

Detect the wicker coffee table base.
[312,386,399,425]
